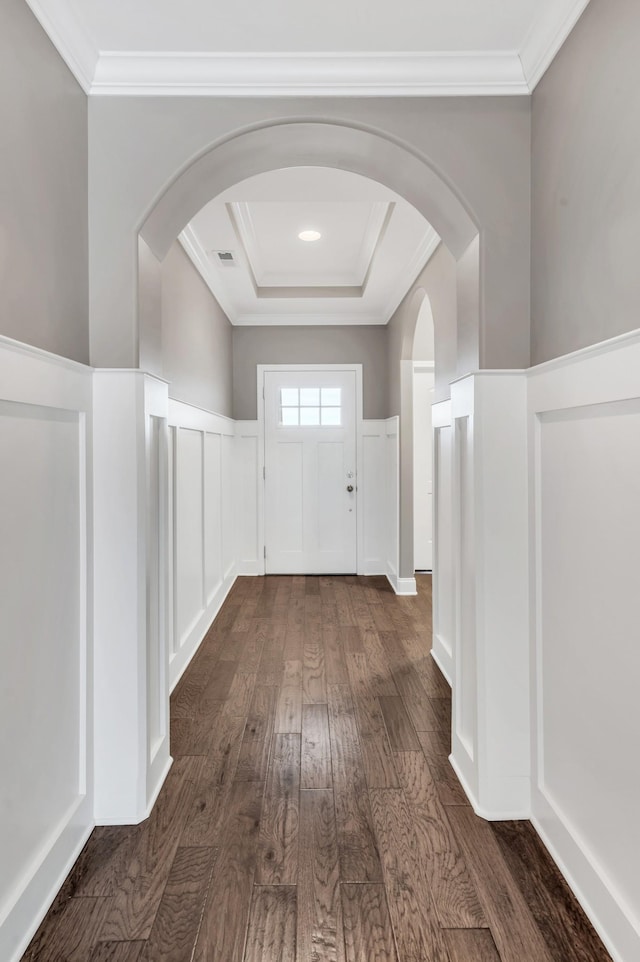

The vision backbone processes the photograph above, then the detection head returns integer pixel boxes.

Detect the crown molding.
[519,0,592,90]
[23,0,97,93]
[90,51,530,96]
[233,312,385,326]
[382,225,441,321]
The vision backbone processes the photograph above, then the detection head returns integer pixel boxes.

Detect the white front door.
[264,369,357,574]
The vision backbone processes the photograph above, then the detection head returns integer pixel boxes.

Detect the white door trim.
[257,363,364,575]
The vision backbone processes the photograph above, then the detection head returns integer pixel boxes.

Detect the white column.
[92,371,170,824]
[449,373,530,819]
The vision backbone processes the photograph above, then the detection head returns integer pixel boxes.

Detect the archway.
[137,121,480,587]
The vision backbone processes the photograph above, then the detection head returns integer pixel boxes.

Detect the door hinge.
[263,465,266,480]
[264,545,266,559]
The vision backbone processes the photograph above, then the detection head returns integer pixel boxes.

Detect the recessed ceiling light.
[298,229,322,242]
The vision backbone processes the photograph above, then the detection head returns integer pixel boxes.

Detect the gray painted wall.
[531,0,640,363]
[161,242,233,416]
[0,0,88,362]
[88,97,530,373]
[232,324,388,420]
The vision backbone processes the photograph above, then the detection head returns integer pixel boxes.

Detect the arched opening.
[136,120,479,588]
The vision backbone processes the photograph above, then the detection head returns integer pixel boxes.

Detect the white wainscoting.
[0,336,93,962]
[234,421,262,576]
[449,373,530,821]
[528,332,640,962]
[93,372,171,826]
[359,420,390,576]
[167,399,237,690]
[432,399,454,685]
[383,416,414,594]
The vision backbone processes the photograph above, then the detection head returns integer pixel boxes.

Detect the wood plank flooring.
[22,575,612,962]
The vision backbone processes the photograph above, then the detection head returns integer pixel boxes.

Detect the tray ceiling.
[179,167,440,326]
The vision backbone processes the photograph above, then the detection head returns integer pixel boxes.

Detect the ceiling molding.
[382,226,441,321]
[519,0,592,90]
[233,313,385,326]
[355,202,391,285]
[178,226,237,322]
[180,216,441,327]
[90,51,531,96]
[228,200,391,290]
[24,0,97,93]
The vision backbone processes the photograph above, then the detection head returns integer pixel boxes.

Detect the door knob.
[347,484,354,492]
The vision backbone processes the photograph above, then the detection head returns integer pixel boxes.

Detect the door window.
[279,387,342,427]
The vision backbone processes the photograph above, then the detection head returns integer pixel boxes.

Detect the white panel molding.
[450,373,530,820]
[360,421,389,576]
[93,371,171,825]
[527,333,640,962]
[234,421,262,576]
[519,0,592,90]
[167,398,237,690]
[0,336,93,962]
[382,416,414,594]
[432,398,454,686]
[90,51,530,96]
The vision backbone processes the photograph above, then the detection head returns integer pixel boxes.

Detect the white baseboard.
[431,636,453,686]
[531,792,638,962]
[386,565,417,596]
[95,755,174,827]
[2,797,94,962]
[170,568,237,691]
[449,752,530,821]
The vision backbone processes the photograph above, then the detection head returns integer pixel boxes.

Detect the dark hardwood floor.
[22,575,612,961]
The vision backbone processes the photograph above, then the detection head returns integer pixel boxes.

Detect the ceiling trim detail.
[228,200,391,290]
[178,222,440,327]
[91,51,530,96]
[519,0,591,89]
[25,0,96,93]
[25,0,594,97]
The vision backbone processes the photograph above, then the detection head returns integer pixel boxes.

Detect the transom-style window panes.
[279,386,342,426]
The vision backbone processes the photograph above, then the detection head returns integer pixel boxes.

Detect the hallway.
[22,576,609,962]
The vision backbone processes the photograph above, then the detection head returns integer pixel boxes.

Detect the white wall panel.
[360,421,387,575]
[0,338,93,962]
[93,371,170,826]
[167,400,236,689]
[175,427,205,646]
[204,432,223,601]
[450,373,530,820]
[233,422,261,575]
[529,333,640,962]
[432,400,454,685]
[221,434,235,580]
[384,417,405,591]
